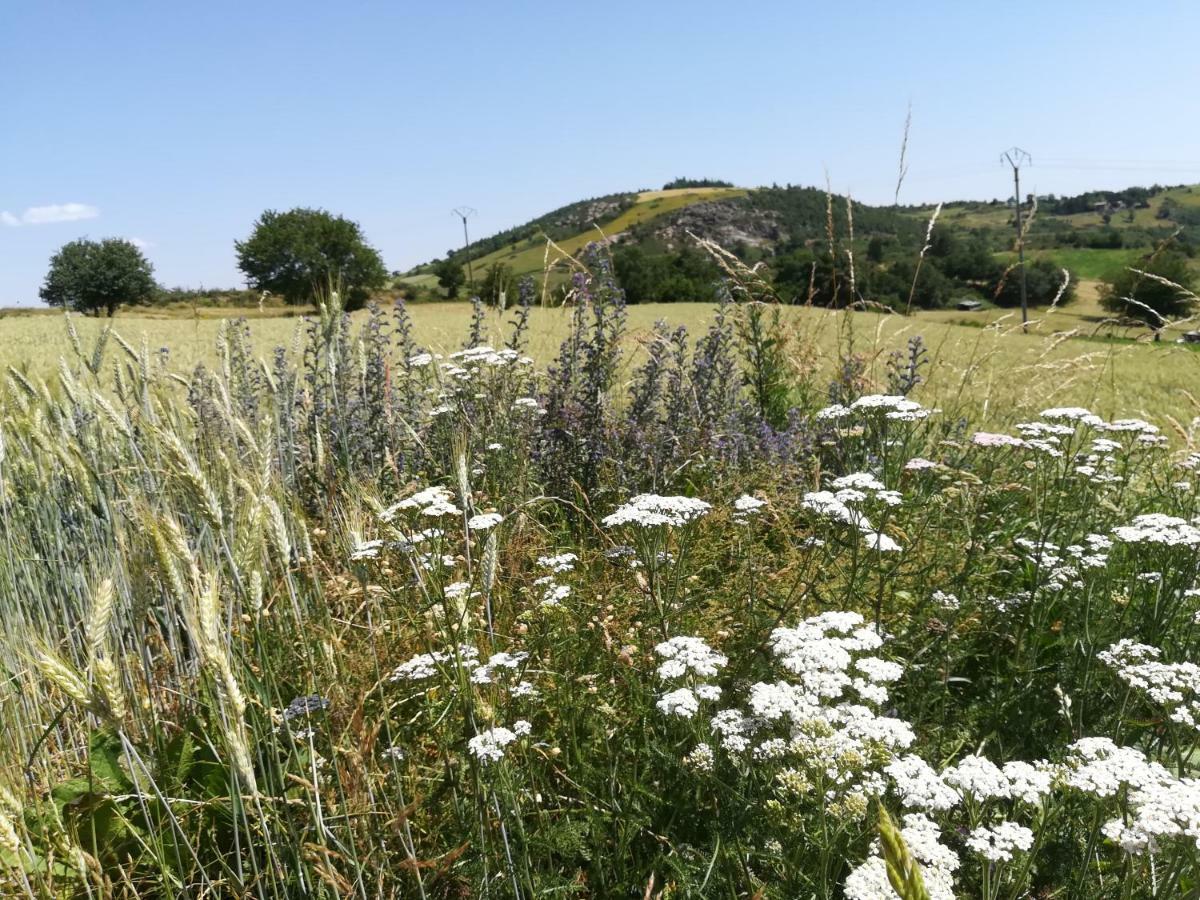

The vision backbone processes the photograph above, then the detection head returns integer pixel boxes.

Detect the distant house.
[956,299,984,312]
[1180,331,1200,344]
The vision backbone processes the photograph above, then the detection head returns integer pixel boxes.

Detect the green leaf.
[88,728,134,794]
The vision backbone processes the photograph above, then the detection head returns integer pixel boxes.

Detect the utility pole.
[452,207,477,289]
[1001,147,1032,328]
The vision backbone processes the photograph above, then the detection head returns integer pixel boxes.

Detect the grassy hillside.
[403,187,745,286]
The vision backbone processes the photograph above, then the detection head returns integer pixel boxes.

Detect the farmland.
[2,277,1200,897]
[2,298,1198,426]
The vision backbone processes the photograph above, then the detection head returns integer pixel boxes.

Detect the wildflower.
[382,745,406,761]
[657,688,701,719]
[444,581,475,601]
[1002,760,1055,804]
[943,755,1010,801]
[466,512,503,530]
[886,755,960,811]
[866,531,902,553]
[733,494,767,513]
[845,813,959,900]
[283,694,330,720]
[732,494,767,522]
[1063,737,1171,798]
[536,552,577,573]
[350,539,384,560]
[1106,417,1159,434]
[972,432,1027,448]
[1041,407,1104,427]
[1101,776,1200,854]
[509,680,538,697]
[684,742,715,773]
[389,645,480,682]
[471,651,529,684]
[383,486,462,520]
[966,822,1034,862]
[468,721,531,764]
[655,636,728,680]
[602,494,711,528]
[540,583,571,606]
[1113,513,1200,547]
[815,403,851,421]
[1100,640,1200,731]
[931,590,959,610]
[904,457,938,471]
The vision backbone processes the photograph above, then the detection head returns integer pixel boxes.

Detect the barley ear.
[85,578,115,666]
[31,647,92,708]
[878,804,930,900]
[0,810,21,864]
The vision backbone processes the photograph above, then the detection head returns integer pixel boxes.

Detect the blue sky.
[3,0,1200,305]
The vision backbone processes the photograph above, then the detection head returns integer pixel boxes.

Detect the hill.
[405,180,1200,316]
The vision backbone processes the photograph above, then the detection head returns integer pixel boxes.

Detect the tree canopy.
[992,257,1075,308]
[39,238,157,316]
[433,258,466,298]
[234,208,387,310]
[1101,250,1196,325]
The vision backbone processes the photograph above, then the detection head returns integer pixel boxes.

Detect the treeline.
[661,177,734,189]
[1038,185,1168,216]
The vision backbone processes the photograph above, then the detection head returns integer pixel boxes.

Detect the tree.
[1101,250,1196,324]
[433,258,466,299]
[477,262,515,307]
[234,208,387,311]
[992,258,1075,308]
[39,238,157,317]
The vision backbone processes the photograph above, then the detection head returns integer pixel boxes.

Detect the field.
[2,281,1200,898]
[4,299,1199,427]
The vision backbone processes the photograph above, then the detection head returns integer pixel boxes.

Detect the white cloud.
[1,203,100,226]
[128,237,152,250]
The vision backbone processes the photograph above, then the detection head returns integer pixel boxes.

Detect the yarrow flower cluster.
[1099,640,1200,731]
[665,612,914,817]
[602,494,712,528]
[802,472,903,552]
[655,636,728,680]
[1113,513,1200,547]
[382,486,461,520]
[467,720,532,764]
[732,494,767,522]
[466,512,504,530]
[817,394,936,423]
[845,813,959,900]
[653,636,727,719]
[389,645,481,682]
[965,821,1035,862]
[536,552,577,573]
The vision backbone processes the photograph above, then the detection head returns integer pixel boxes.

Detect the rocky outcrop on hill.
[653,199,785,250]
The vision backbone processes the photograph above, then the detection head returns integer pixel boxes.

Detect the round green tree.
[992,257,1076,308]
[433,257,466,298]
[235,208,387,311]
[1101,250,1196,325]
[39,238,157,317]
